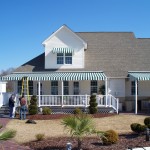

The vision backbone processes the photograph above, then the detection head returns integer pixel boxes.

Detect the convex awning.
[128,72,150,80]
[0,72,106,81]
[52,47,74,54]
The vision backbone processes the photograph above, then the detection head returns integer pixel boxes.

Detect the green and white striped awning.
[128,72,150,80]
[52,47,74,54]
[0,72,106,81]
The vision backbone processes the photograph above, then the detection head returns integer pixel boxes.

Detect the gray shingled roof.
[15,32,150,77]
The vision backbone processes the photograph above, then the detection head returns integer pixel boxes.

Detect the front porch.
[25,94,119,114]
[0,71,119,114]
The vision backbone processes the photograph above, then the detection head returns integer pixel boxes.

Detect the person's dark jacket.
[9,96,15,107]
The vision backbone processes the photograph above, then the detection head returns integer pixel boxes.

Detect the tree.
[89,94,98,114]
[61,114,95,150]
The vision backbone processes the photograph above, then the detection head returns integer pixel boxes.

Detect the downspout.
[61,81,63,107]
[38,81,41,107]
[135,79,138,114]
[105,77,108,106]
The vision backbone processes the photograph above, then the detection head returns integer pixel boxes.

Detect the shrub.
[144,117,150,126]
[42,107,52,115]
[102,130,118,145]
[131,123,140,132]
[28,95,38,115]
[99,85,105,95]
[130,123,147,134]
[73,108,83,114]
[89,94,98,114]
[35,133,45,141]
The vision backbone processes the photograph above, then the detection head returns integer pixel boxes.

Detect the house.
[1,24,150,114]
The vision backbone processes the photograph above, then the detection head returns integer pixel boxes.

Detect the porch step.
[0,106,10,117]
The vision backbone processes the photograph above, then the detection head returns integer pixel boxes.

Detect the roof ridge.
[76,31,134,33]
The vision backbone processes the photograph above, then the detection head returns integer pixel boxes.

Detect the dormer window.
[57,53,72,64]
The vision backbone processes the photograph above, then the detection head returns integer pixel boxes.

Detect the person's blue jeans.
[9,106,13,118]
[20,105,26,120]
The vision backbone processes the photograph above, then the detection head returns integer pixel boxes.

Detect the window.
[65,53,72,64]
[91,81,98,94]
[73,82,79,95]
[63,81,69,95]
[57,53,64,64]
[17,81,33,95]
[131,81,138,95]
[51,81,58,95]
[57,53,72,64]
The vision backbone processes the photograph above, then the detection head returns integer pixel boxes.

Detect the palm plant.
[0,130,16,140]
[61,114,95,150]
[0,129,16,150]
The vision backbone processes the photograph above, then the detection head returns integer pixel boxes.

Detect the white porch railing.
[96,94,119,113]
[2,93,119,113]
[36,94,119,113]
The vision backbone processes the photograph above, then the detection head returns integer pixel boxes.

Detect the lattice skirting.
[39,106,115,114]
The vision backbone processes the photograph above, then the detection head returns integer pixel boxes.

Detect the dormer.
[42,25,87,69]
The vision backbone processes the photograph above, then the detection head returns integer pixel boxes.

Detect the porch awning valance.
[128,72,150,80]
[52,47,74,54]
[0,71,106,81]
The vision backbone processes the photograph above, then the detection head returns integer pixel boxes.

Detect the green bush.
[144,117,150,126]
[130,123,147,134]
[42,107,52,115]
[89,94,98,114]
[131,123,140,132]
[102,130,118,145]
[28,95,38,115]
[35,133,45,141]
[73,108,83,114]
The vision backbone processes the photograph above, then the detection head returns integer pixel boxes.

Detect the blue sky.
[0,0,150,71]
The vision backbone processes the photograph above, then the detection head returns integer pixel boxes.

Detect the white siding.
[109,79,125,97]
[44,27,85,69]
[33,80,104,96]
[0,82,6,93]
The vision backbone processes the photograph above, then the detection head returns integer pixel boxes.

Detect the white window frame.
[91,80,98,95]
[51,81,58,95]
[63,81,69,95]
[57,53,72,65]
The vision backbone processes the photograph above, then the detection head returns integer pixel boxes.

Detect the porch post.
[105,77,108,106]
[135,79,138,114]
[61,81,64,107]
[38,81,41,107]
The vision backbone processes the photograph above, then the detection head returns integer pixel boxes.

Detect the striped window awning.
[0,72,106,81]
[128,72,150,80]
[52,47,74,54]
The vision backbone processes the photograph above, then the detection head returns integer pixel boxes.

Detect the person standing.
[20,94,27,120]
[9,94,15,118]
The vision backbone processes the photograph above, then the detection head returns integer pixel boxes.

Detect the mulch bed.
[21,113,150,150]
[24,134,150,150]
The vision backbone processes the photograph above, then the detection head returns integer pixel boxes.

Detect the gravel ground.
[4,113,150,150]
